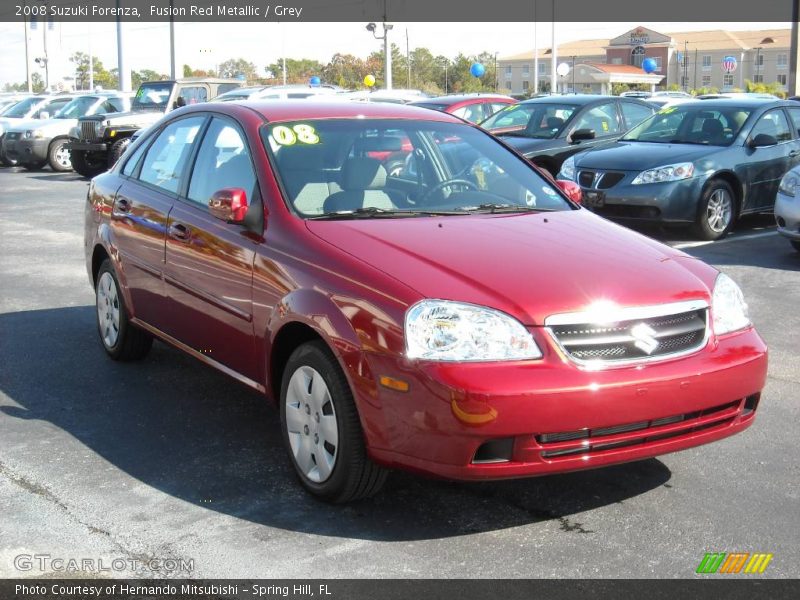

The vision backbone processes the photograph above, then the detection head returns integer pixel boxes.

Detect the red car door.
[162,115,260,382]
[110,115,206,330]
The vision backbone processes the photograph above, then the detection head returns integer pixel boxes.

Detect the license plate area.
[583,190,605,208]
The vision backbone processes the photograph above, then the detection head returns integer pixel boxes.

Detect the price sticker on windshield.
[271,124,320,146]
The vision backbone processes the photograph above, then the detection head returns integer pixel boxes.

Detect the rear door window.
[138,116,205,194]
[751,109,792,143]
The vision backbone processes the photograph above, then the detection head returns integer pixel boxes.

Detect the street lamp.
[754,37,775,84]
[366,21,394,90]
[439,58,449,94]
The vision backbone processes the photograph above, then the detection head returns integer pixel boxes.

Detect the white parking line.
[671,230,778,250]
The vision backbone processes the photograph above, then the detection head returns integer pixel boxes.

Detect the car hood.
[496,135,556,155]
[79,110,164,128]
[5,117,75,135]
[305,209,716,325]
[575,141,720,170]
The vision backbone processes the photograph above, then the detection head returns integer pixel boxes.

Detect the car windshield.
[263,118,572,218]
[480,103,578,139]
[132,82,173,111]
[621,104,753,145]
[3,97,45,118]
[54,96,98,119]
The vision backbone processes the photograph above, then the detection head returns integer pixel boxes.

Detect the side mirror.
[556,179,583,204]
[209,188,249,223]
[569,128,595,143]
[38,111,50,120]
[748,133,777,148]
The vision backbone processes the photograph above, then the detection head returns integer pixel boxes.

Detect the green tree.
[216,58,259,82]
[132,69,165,89]
[70,52,117,90]
[266,58,325,85]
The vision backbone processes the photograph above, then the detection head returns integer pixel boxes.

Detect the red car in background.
[410,93,516,124]
[85,101,766,503]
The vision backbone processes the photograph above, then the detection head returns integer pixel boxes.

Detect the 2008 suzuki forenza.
[85,101,767,502]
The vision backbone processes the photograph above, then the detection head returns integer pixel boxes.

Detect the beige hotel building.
[498,26,792,95]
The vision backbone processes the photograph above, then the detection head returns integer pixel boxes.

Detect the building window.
[522,80,529,91]
[631,45,646,67]
[777,53,788,69]
[702,75,712,86]
[777,74,787,86]
[681,76,690,88]
[505,65,512,79]
[538,62,547,75]
[753,74,763,83]
[702,54,712,70]
[723,74,735,86]
[756,53,764,67]
[611,57,622,65]
[651,56,662,72]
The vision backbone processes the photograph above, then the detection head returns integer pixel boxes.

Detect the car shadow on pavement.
[0,306,672,542]
[28,173,87,183]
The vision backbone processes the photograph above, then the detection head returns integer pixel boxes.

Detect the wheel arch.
[704,170,743,217]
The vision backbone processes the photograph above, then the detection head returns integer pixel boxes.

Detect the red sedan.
[410,93,516,124]
[85,101,767,502]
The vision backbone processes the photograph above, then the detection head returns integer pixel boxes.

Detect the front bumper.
[4,137,49,164]
[775,191,800,241]
[365,327,767,480]
[571,172,706,223]
[68,141,108,152]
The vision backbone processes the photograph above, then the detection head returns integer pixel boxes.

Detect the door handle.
[168,222,191,242]
[115,197,131,213]
[789,150,800,158]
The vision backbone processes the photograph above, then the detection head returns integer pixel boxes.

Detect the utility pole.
[88,24,94,90]
[533,5,538,94]
[406,28,410,89]
[23,5,32,93]
[169,0,176,79]
[550,0,556,95]
[116,0,131,91]
[790,0,800,96]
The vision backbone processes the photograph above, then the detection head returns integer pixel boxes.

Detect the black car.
[479,95,656,175]
[557,98,800,240]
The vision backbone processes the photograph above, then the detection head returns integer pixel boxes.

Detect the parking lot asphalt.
[0,167,798,579]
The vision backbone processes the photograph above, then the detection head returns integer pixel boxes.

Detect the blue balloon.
[470,63,486,78]
[641,58,657,74]
[309,75,321,86]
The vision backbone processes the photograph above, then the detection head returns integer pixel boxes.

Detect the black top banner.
[0,0,796,23]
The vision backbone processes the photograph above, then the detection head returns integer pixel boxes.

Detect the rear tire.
[108,138,131,168]
[21,160,48,171]
[71,149,106,178]
[280,341,387,503]
[693,179,736,241]
[48,138,73,172]
[95,259,152,361]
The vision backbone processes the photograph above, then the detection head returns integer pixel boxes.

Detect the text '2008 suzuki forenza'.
[85,101,767,502]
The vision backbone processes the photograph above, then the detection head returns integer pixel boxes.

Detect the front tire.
[0,139,17,167]
[71,149,106,178]
[21,160,48,171]
[694,179,736,241]
[108,138,131,168]
[791,240,800,253]
[280,341,387,503]
[48,138,73,172]
[95,260,152,361]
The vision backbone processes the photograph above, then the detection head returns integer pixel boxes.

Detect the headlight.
[559,155,576,181]
[405,300,542,361]
[711,273,750,335]
[779,171,800,197]
[631,162,694,185]
[25,129,44,139]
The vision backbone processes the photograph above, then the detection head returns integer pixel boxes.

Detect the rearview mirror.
[748,133,777,148]
[556,179,582,204]
[569,128,595,143]
[209,188,249,223]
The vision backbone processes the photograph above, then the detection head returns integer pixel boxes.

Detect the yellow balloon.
[364,74,376,87]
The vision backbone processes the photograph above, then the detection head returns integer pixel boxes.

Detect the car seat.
[322,157,402,213]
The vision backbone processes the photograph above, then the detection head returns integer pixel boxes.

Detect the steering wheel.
[420,179,479,203]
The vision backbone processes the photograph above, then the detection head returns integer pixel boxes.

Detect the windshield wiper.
[309,207,467,220]
[458,203,557,214]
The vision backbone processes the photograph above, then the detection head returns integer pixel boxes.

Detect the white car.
[0,95,75,166]
[776,167,800,252]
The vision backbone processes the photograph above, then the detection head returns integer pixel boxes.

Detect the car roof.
[681,97,791,108]
[414,94,515,105]
[519,94,625,106]
[202,100,464,123]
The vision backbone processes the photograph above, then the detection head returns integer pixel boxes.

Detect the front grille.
[546,301,708,366]
[80,120,100,141]
[5,132,21,141]
[577,170,625,189]
[538,400,744,459]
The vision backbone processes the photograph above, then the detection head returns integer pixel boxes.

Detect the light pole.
[754,37,775,85]
[366,21,394,90]
[439,58,449,94]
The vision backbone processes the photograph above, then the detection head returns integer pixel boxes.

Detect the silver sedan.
[776,167,800,252]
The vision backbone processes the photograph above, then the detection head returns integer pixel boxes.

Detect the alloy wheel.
[705,188,732,233]
[96,272,120,349]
